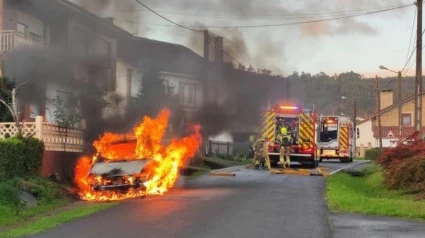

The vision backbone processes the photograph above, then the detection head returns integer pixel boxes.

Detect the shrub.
[23,177,63,204]
[377,139,425,173]
[389,157,425,199]
[364,148,383,161]
[0,137,44,181]
[0,179,25,209]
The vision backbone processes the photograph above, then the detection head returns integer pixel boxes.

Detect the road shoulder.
[330,212,425,238]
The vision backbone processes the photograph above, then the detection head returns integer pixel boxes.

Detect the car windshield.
[320,117,338,143]
[90,159,150,176]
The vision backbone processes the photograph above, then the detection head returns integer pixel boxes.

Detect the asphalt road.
[30,160,373,238]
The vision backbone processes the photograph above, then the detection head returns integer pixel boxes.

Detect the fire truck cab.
[318,115,354,163]
[262,103,319,168]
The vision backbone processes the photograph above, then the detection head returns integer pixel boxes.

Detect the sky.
[71,0,419,78]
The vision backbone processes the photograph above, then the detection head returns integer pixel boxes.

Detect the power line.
[403,7,417,71]
[133,0,203,32]
[92,4,407,19]
[123,4,412,30]
[402,28,425,74]
[199,5,412,29]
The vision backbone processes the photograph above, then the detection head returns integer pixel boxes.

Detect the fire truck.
[261,103,319,168]
[317,115,354,163]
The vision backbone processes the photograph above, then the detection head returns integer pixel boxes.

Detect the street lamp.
[341,96,357,158]
[379,65,402,141]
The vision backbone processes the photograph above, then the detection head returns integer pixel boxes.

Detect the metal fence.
[207,140,253,157]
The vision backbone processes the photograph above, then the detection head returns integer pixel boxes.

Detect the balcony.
[0,30,46,52]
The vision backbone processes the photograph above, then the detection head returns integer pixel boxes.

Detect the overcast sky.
[72,0,418,78]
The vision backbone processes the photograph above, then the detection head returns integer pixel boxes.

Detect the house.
[355,89,425,152]
[114,35,211,118]
[0,0,125,123]
[355,119,373,154]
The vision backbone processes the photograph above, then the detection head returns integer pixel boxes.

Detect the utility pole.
[286,77,290,100]
[398,71,402,140]
[416,0,423,139]
[203,30,209,61]
[375,75,382,148]
[353,101,357,157]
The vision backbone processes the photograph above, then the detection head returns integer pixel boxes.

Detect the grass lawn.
[0,198,71,227]
[0,202,117,238]
[326,167,425,220]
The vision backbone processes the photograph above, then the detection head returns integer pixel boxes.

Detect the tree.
[51,92,83,151]
[129,68,182,131]
[0,77,14,122]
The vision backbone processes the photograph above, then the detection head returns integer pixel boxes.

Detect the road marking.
[329,160,370,175]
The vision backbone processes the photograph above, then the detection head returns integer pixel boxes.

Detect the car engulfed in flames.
[74,108,202,202]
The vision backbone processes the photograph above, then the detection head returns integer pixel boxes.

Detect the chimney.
[214,36,224,63]
[104,17,114,25]
[380,90,394,110]
[204,30,209,60]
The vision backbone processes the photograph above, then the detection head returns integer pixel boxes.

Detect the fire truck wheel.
[309,160,318,168]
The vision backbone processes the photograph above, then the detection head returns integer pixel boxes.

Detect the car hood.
[90,159,151,177]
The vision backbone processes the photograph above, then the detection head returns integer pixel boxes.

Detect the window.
[17,23,27,37]
[402,113,412,126]
[179,86,185,105]
[208,87,218,105]
[91,37,110,58]
[320,117,339,142]
[179,83,196,107]
[71,26,88,57]
[30,32,41,42]
[187,85,194,104]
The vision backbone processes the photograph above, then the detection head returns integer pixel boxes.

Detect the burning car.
[87,154,151,192]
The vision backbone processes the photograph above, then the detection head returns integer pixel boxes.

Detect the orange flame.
[74,108,202,201]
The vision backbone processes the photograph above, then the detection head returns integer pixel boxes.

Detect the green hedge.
[365,148,383,161]
[0,138,44,181]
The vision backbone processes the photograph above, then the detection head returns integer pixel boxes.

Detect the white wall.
[130,69,143,97]
[356,120,374,148]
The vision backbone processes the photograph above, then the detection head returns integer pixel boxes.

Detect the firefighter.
[280,124,289,145]
[249,137,270,170]
[279,145,291,169]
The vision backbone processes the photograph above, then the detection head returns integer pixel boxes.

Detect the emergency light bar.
[280,106,298,110]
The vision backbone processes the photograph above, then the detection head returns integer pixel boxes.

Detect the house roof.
[373,92,425,117]
[373,126,425,138]
[356,92,425,126]
[25,1,208,77]
[118,37,210,77]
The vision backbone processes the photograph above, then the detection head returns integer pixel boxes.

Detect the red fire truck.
[261,103,319,168]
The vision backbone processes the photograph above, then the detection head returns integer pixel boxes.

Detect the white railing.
[0,116,84,152]
[0,122,37,138]
[0,30,46,52]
